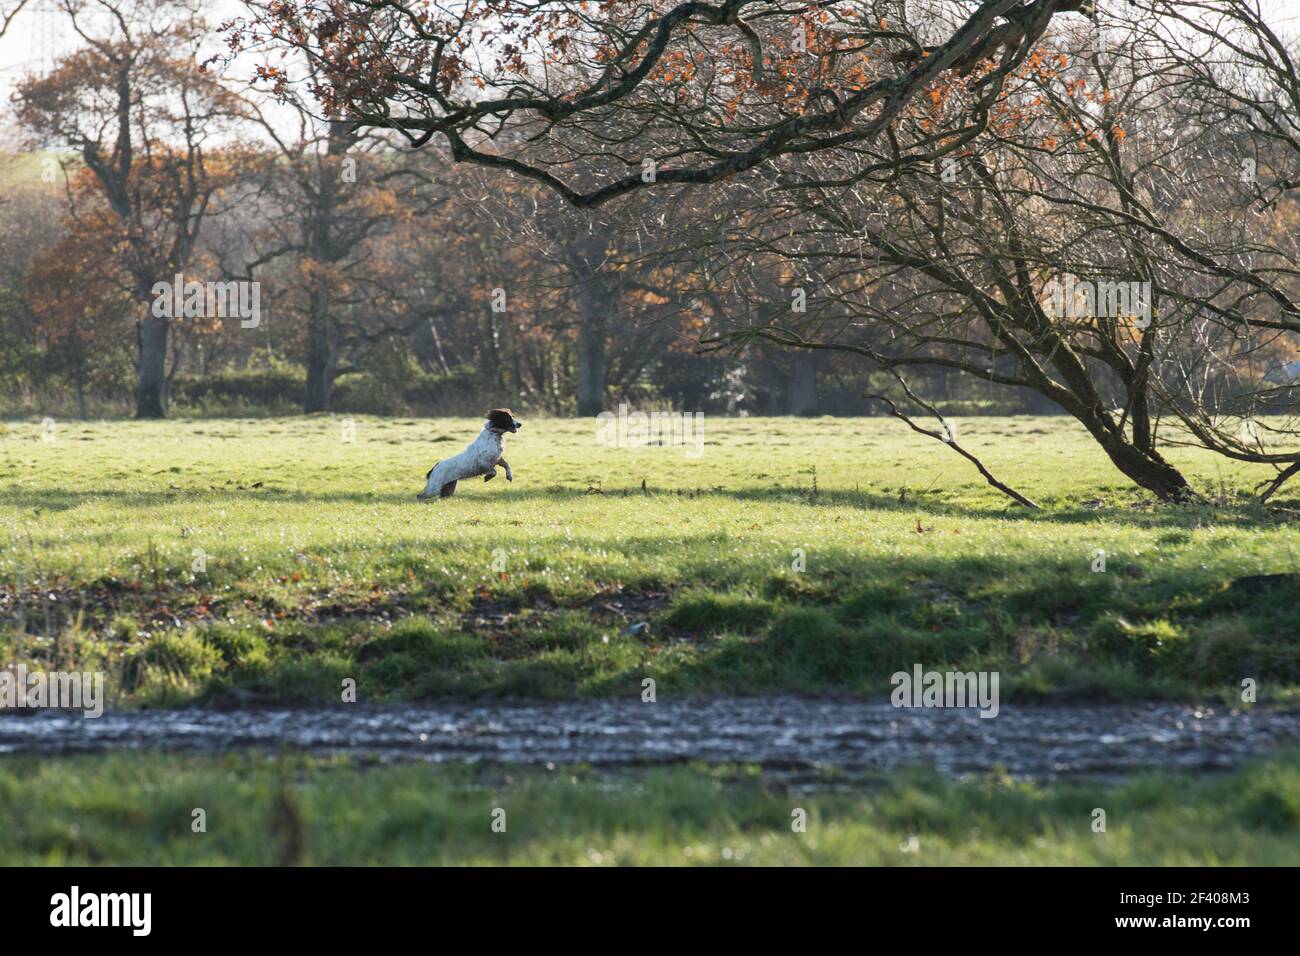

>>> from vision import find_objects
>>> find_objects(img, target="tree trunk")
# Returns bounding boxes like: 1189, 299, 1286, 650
301, 120, 352, 415
410, 316, 452, 374
1090, 423, 1194, 501
575, 273, 606, 416
1036, 324, 1192, 500
788, 351, 818, 415
135, 311, 169, 419
304, 300, 335, 413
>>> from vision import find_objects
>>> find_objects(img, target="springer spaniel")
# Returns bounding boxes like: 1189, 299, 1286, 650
417, 408, 521, 500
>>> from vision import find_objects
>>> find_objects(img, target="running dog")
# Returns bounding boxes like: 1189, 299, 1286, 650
417, 409, 520, 500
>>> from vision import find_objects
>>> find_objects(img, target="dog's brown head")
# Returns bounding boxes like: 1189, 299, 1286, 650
486, 408, 521, 433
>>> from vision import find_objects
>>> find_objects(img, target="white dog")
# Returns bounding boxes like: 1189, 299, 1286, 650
418, 408, 521, 499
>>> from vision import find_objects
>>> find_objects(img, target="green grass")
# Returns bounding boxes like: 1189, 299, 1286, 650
2, 750, 1297, 865
4, 415, 1298, 867
0, 151, 74, 187
2, 415, 1299, 705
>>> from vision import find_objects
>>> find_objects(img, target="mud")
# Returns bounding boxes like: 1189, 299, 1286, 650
3, 696, 1297, 781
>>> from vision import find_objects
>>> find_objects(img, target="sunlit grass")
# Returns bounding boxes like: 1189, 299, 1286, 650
1, 415, 1297, 704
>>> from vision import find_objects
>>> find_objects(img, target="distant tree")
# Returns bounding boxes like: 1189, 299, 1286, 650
0, 180, 63, 409
474, 168, 692, 415
233, 76, 441, 412
26, 175, 137, 417
13, 0, 244, 417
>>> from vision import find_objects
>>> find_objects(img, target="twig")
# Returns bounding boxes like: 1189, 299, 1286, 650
869, 393, 1040, 510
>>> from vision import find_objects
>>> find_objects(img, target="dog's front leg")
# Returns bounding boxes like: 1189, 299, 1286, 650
498, 457, 512, 481
483, 466, 497, 482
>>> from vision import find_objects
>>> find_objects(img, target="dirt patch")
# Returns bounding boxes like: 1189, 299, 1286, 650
1, 580, 677, 642
0, 580, 417, 640
461, 586, 673, 634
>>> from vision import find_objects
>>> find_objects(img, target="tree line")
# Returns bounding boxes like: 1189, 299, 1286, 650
2, 0, 1298, 500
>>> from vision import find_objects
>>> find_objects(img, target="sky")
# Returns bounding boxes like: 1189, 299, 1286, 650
0, 0, 246, 95
3, 0, 1297, 82
0, 0, 270, 146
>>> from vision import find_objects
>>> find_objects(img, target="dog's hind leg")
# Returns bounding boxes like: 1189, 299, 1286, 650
439, 480, 459, 498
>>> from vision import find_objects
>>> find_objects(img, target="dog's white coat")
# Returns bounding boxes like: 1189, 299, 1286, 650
418, 421, 513, 499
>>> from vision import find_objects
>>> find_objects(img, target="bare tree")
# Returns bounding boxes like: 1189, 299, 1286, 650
13, 0, 244, 417
689, 9, 1298, 499
229, 75, 442, 412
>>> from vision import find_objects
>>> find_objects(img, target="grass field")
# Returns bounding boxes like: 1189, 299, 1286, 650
2, 414, 1299, 706
3, 414, 1300, 865
1, 751, 1297, 865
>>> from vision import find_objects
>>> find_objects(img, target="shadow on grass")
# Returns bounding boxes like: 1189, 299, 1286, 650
5, 482, 1296, 531
706, 485, 1299, 529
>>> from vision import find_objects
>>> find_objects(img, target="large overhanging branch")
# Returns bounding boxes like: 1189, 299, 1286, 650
237, 0, 1096, 207
439, 0, 1091, 206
